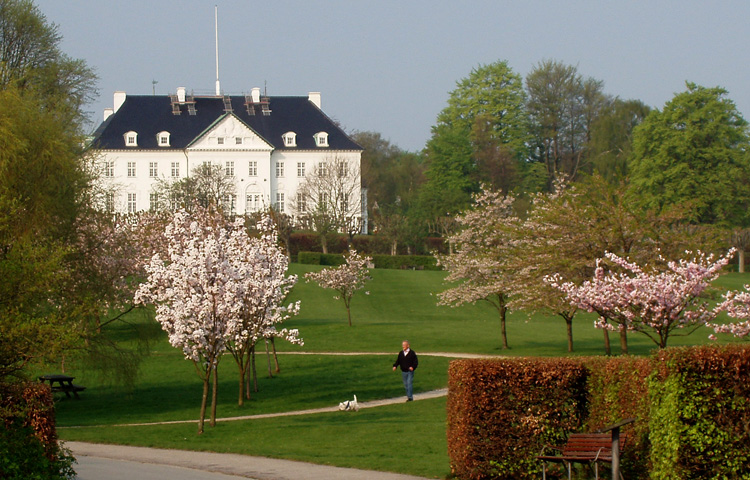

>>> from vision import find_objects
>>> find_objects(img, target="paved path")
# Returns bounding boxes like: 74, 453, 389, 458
69, 442, 434, 480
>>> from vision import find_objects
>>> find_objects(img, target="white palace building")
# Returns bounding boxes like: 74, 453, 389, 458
90, 86, 364, 227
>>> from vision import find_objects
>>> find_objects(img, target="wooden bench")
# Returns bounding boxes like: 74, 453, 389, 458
537, 432, 627, 480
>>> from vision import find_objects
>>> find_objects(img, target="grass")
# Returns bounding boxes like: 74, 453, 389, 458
53, 266, 750, 478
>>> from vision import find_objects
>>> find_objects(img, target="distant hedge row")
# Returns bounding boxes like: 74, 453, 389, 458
447, 344, 750, 480
297, 251, 440, 270
287, 232, 448, 256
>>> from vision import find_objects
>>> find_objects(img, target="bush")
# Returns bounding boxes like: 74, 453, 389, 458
371, 255, 440, 270
0, 382, 75, 479
297, 251, 322, 265
446, 345, 750, 480
297, 252, 346, 266
447, 358, 588, 480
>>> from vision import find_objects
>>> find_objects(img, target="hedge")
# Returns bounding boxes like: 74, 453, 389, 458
297, 252, 440, 270
0, 382, 75, 479
447, 345, 750, 480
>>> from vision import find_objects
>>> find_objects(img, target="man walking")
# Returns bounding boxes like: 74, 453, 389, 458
393, 340, 418, 401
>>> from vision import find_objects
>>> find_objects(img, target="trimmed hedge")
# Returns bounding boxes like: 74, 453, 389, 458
447, 358, 588, 480
0, 382, 74, 479
447, 345, 750, 480
297, 252, 346, 266
371, 254, 440, 270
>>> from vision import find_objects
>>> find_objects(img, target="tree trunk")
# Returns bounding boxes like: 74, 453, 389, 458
321, 235, 328, 254
499, 303, 509, 350
198, 372, 210, 434
210, 365, 218, 427
271, 337, 280, 373
391, 239, 397, 256
251, 347, 259, 393
237, 357, 245, 406
740, 250, 746, 273
265, 339, 273, 378
603, 328, 611, 356
565, 317, 574, 353
244, 346, 253, 400
619, 328, 628, 355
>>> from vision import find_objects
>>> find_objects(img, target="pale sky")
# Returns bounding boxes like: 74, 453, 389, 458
38, 1, 750, 152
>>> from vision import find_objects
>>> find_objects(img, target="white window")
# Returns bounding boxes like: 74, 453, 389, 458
157, 131, 170, 147
297, 162, 305, 177
246, 193, 261, 212
276, 161, 284, 178
124, 131, 138, 146
248, 161, 257, 176
127, 161, 136, 177
224, 194, 236, 214
104, 161, 114, 177
104, 192, 115, 212
341, 193, 349, 212
217, 137, 225, 145
225, 161, 234, 177
297, 193, 306, 213
275, 192, 285, 212
127, 193, 137, 213
149, 193, 158, 211
314, 131, 329, 147
282, 131, 297, 147
235, 137, 242, 145
171, 162, 180, 177
149, 161, 158, 177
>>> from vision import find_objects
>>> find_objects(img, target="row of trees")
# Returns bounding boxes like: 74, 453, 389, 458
437, 176, 750, 354
358, 60, 750, 255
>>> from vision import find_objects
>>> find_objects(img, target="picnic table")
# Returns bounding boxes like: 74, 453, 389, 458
39, 374, 86, 399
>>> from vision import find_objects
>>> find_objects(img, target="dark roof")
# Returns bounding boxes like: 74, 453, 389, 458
91, 95, 362, 151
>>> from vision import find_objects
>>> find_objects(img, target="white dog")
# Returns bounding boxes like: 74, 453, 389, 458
338, 394, 360, 412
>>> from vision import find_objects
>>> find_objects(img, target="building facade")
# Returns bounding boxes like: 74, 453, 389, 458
91, 87, 364, 229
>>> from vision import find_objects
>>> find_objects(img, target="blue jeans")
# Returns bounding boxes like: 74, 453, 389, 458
402, 370, 414, 399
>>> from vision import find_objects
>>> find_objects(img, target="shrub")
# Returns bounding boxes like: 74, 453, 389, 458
447, 358, 588, 480
371, 255, 440, 270
0, 382, 75, 479
297, 251, 321, 265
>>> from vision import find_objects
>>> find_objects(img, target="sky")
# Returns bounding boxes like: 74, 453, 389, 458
38, 1, 750, 152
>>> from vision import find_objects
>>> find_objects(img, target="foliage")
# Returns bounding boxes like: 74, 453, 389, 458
526, 59, 610, 185
711, 282, 750, 337
151, 163, 236, 214
0, 381, 75, 480
437, 189, 520, 349
447, 358, 588, 480
305, 250, 372, 326
371, 254, 439, 270
548, 250, 734, 348
629, 82, 750, 227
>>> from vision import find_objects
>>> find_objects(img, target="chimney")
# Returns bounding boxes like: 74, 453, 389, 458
103, 108, 114, 121
308, 92, 321, 109
251, 87, 261, 103
177, 86, 186, 103
113, 91, 126, 113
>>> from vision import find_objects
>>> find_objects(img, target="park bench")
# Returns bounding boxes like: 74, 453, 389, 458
537, 418, 635, 480
39, 374, 86, 399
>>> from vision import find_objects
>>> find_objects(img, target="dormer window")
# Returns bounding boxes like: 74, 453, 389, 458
283, 132, 297, 147
217, 137, 225, 145
124, 131, 138, 147
157, 131, 171, 147
314, 131, 329, 147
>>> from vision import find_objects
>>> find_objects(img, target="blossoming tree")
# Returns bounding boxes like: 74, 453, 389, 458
712, 287, 750, 338
436, 188, 519, 349
547, 250, 734, 349
226, 215, 302, 406
305, 250, 371, 326
135, 207, 246, 433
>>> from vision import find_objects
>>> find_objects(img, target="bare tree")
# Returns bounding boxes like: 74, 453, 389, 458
152, 163, 236, 214
294, 155, 362, 253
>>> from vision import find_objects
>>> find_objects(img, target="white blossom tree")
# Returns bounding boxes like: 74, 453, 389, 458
226, 214, 302, 406
305, 250, 371, 326
436, 188, 520, 349
711, 286, 750, 338
547, 250, 735, 349
135, 207, 246, 433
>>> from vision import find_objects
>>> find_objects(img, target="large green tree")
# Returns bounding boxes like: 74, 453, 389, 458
629, 82, 750, 226
420, 61, 529, 218
526, 60, 610, 185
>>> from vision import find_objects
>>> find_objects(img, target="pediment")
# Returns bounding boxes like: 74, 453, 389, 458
188, 114, 273, 150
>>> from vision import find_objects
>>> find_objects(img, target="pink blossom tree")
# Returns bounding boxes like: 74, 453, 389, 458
711, 287, 750, 338
135, 207, 246, 434
436, 188, 520, 349
305, 250, 372, 326
547, 250, 735, 349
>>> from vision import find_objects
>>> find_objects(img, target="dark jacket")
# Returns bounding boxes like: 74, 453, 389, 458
393, 349, 418, 372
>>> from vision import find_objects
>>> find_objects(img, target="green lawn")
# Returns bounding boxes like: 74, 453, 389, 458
54, 266, 750, 479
